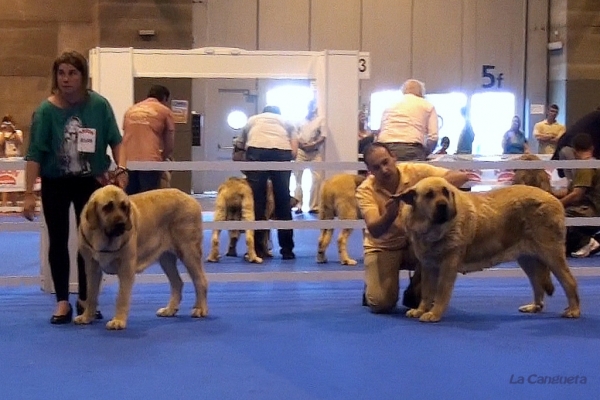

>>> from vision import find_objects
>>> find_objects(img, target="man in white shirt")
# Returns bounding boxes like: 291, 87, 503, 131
237, 105, 298, 260
293, 99, 327, 214
533, 104, 566, 154
376, 79, 438, 161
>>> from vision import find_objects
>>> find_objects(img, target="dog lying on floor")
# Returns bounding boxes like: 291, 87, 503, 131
75, 185, 209, 330
206, 176, 272, 263
399, 176, 580, 323
317, 173, 366, 265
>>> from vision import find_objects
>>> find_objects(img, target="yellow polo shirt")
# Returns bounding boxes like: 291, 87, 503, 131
355, 163, 449, 253
533, 119, 566, 154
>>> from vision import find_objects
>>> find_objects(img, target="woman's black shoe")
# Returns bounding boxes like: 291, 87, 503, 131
76, 301, 104, 320
50, 304, 73, 325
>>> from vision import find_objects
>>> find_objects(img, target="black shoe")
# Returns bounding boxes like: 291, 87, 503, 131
50, 304, 73, 325
308, 209, 319, 215
294, 209, 303, 215
281, 251, 296, 260
77, 301, 104, 320
362, 292, 368, 307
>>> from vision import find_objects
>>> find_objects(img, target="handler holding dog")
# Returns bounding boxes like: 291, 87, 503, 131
22, 50, 127, 324
356, 143, 469, 313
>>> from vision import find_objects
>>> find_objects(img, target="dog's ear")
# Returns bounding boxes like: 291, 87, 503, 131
85, 200, 99, 230
398, 189, 417, 206
124, 201, 133, 231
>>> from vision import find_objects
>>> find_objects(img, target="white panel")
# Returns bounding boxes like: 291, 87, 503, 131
320, 51, 360, 177
90, 47, 134, 135
132, 49, 320, 79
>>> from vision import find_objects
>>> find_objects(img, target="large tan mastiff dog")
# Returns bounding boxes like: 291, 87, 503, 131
74, 185, 209, 330
206, 177, 273, 263
399, 176, 580, 323
316, 173, 366, 265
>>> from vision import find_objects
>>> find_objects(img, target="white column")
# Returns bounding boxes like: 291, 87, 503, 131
317, 51, 360, 177
89, 47, 135, 136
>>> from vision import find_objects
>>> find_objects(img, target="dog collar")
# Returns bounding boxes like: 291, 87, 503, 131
81, 230, 131, 254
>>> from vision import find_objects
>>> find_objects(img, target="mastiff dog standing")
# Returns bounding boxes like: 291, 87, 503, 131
75, 185, 208, 330
399, 176, 580, 323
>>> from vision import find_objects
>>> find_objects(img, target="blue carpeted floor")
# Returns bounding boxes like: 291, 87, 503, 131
1, 210, 600, 399
0, 278, 599, 400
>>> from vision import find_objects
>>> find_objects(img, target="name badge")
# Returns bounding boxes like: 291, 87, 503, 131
77, 128, 96, 153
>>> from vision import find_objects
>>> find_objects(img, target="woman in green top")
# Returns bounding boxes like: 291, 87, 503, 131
22, 50, 128, 324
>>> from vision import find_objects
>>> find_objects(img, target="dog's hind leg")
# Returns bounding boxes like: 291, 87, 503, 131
226, 230, 239, 257
206, 230, 221, 262
317, 204, 335, 263
241, 194, 263, 263
156, 252, 182, 317
337, 229, 356, 265
539, 251, 580, 318
207, 200, 228, 262
177, 244, 209, 318
317, 229, 334, 263
517, 255, 553, 313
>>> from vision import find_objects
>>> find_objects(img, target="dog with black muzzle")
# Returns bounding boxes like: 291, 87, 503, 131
399, 176, 580, 323
75, 185, 208, 330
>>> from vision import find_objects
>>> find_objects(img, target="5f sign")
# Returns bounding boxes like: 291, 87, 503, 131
482, 65, 504, 89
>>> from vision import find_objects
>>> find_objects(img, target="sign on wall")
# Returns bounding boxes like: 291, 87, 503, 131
171, 100, 190, 124
481, 65, 505, 89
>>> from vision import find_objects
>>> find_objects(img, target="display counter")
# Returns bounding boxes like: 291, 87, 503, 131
0, 157, 41, 213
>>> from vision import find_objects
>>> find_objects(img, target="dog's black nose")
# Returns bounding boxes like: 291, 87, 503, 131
109, 222, 127, 237
433, 203, 449, 224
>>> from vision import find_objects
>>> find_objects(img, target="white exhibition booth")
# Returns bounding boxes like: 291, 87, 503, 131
40, 47, 368, 293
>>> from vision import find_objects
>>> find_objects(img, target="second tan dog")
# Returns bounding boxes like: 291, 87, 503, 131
207, 177, 269, 263
317, 173, 366, 265
511, 154, 552, 193
75, 186, 208, 330
399, 176, 580, 323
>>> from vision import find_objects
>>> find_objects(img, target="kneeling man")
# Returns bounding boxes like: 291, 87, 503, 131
356, 143, 469, 313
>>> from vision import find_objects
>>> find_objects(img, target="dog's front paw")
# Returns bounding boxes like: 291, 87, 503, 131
156, 307, 179, 317
406, 308, 425, 318
518, 303, 543, 313
191, 306, 208, 318
206, 253, 220, 263
341, 258, 358, 266
74, 314, 94, 325
244, 254, 263, 264
419, 311, 442, 323
316, 252, 328, 264
562, 307, 581, 319
105, 318, 127, 330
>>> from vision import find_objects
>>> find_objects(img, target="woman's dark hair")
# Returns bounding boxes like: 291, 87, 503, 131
51, 50, 89, 93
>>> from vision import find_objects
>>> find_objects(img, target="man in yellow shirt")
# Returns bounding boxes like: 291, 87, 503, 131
355, 143, 470, 313
533, 104, 566, 154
